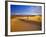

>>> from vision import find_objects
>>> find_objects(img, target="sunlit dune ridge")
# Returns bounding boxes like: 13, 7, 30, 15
15, 15, 42, 22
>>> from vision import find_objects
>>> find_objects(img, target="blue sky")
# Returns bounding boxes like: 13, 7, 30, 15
11, 5, 42, 15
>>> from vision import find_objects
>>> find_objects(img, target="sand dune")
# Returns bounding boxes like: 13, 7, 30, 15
11, 15, 42, 32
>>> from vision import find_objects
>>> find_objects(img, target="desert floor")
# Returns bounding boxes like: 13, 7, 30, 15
11, 16, 42, 32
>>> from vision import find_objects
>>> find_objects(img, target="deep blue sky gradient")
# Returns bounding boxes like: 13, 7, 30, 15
11, 5, 42, 15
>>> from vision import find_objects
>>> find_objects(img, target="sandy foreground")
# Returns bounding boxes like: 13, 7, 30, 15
11, 16, 42, 32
